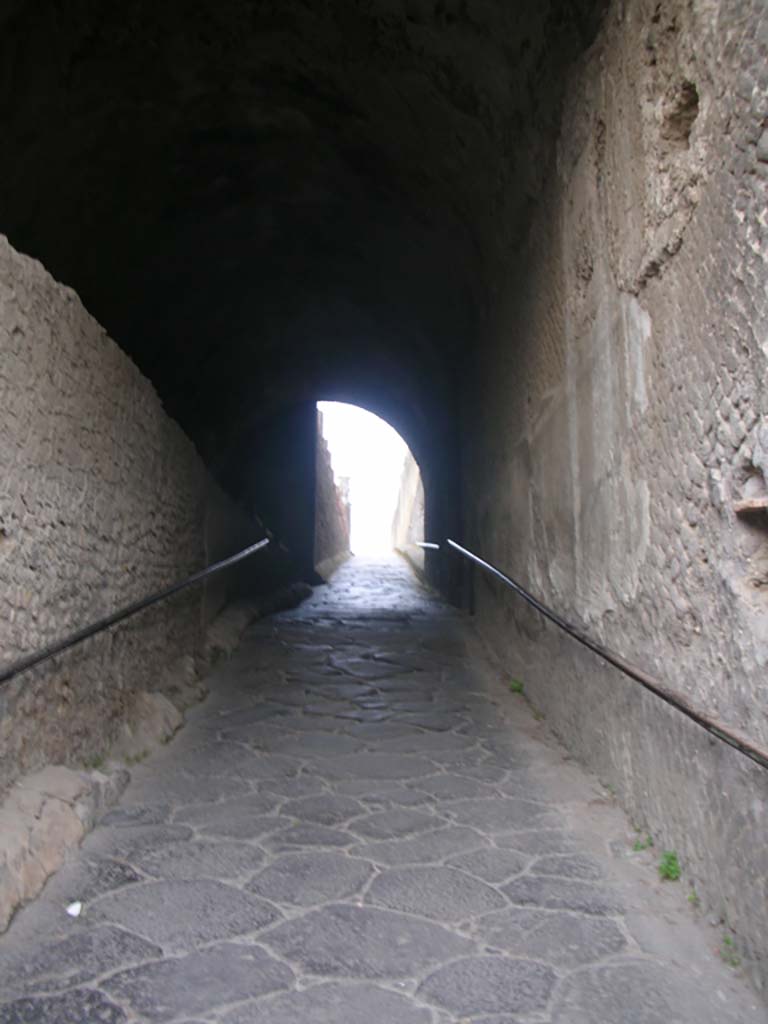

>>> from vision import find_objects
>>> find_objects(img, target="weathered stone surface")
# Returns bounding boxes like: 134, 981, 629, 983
351, 826, 487, 866
92, 880, 280, 950
367, 866, 505, 920
446, 848, 528, 883
0, 926, 160, 998
0, 236, 263, 801
0, 559, 762, 1023
0, 988, 126, 1024
222, 982, 432, 1023
247, 851, 373, 905
475, 907, 627, 967
111, 692, 183, 763
83, 824, 193, 860
350, 808, 438, 840
136, 840, 265, 880
261, 903, 472, 977
0, 766, 126, 932
280, 794, 363, 825
317, 754, 434, 781
174, 796, 281, 838
502, 876, 623, 916
103, 943, 293, 1022
40, 857, 143, 905
267, 825, 352, 849
551, 963, 696, 1023
445, 798, 559, 834
418, 956, 556, 1016
494, 831, 579, 855
531, 853, 603, 880
415, 774, 499, 800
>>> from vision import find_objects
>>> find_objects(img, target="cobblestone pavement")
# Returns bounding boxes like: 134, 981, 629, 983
0, 558, 763, 1023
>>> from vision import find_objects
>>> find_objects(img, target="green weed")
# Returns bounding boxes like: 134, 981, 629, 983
508, 678, 524, 694
633, 834, 653, 852
719, 933, 741, 968
658, 851, 681, 881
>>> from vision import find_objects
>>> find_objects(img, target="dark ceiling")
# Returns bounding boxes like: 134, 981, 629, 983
0, 0, 604, 489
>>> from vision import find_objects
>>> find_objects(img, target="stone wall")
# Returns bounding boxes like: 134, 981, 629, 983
464, 0, 768, 992
314, 411, 351, 578
0, 235, 263, 797
392, 451, 425, 575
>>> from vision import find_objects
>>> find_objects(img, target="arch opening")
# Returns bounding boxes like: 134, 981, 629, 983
315, 401, 424, 574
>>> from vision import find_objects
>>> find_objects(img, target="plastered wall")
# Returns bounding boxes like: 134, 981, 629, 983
464, 0, 768, 992
0, 236, 261, 796
392, 451, 426, 575
314, 411, 351, 577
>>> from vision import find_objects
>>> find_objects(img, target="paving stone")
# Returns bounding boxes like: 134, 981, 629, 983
475, 907, 627, 966
261, 903, 473, 977
418, 956, 556, 1016
367, 865, 506, 920
267, 824, 352, 849
135, 840, 265, 880
447, 848, 528, 882
317, 753, 435, 780
334, 779, 431, 805
375, 731, 476, 754
252, 732, 363, 757
502, 876, 623, 916
100, 805, 172, 827
159, 743, 277, 779
281, 794, 364, 825
0, 989, 126, 1024
454, 762, 511, 783
261, 776, 327, 798
351, 826, 487, 865
124, 772, 250, 807
0, 926, 160, 997
336, 708, 393, 722
330, 656, 402, 679
393, 712, 460, 731
221, 982, 432, 1023
494, 830, 579, 855
551, 962, 696, 1023
445, 798, 558, 834
35, 856, 144, 905
531, 853, 603, 880
247, 851, 373, 905
350, 808, 438, 839
2, 559, 757, 1024
82, 824, 194, 861
414, 774, 499, 800
102, 943, 293, 1022
92, 880, 280, 950
174, 795, 281, 836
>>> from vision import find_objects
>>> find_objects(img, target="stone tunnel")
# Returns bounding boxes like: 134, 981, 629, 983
0, 0, 767, 1019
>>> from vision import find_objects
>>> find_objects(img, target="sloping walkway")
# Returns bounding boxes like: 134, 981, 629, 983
0, 557, 762, 1023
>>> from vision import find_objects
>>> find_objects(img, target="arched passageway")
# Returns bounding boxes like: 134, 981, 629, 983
1, 0, 767, 1011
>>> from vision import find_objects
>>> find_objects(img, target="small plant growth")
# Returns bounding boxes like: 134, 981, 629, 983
509, 678, 524, 694
719, 933, 741, 968
633, 834, 653, 852
687, 888, 700, 908
658, 850, 681, 881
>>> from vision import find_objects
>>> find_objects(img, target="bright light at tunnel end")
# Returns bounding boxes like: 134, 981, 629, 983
317, 401, 410, 555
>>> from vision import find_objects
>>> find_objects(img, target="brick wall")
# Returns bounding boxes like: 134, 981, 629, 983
0, 235, 261, 795
464, 0, 768, 990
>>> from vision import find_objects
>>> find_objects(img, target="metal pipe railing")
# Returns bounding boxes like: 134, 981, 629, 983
0, 537, 271, 688
442, 538, 768, 772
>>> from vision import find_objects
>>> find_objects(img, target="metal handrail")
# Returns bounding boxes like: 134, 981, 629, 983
444, 538, 768, 772
0, 538, 271, 688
